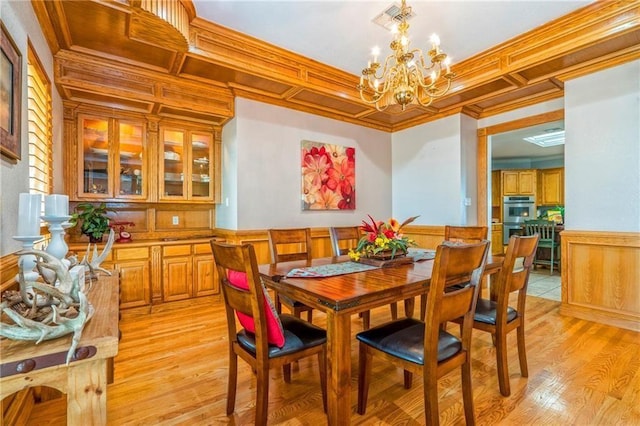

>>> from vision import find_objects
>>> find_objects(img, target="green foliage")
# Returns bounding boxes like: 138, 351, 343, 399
69, 203, 114, 240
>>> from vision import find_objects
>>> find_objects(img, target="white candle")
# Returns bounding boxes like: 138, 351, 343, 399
17, 193, 42, 236
45, 194, 69, 217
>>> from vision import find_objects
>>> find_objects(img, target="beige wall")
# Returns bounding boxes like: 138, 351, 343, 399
0, 1, 64, 257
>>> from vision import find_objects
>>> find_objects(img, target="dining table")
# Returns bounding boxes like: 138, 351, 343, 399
259, 250, 503, 425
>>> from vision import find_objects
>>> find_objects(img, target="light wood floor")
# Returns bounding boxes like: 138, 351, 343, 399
24, 294, 640, 425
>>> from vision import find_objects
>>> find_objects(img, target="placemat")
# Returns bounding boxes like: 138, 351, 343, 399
286, 261, 379, 278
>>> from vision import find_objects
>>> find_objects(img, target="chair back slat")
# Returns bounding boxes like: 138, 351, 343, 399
425, 241, 490, 341
329, 226, 361, 256
268, 228, 313, 263
444, 225, 488, 243
524, 220, 555, 242
211, 241, 270, 354
496, 234, 539, 317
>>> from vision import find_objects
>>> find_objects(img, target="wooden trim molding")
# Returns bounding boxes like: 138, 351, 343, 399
560, 230, 640, 332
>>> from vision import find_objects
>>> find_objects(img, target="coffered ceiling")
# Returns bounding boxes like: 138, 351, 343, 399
31, 1, 640, 132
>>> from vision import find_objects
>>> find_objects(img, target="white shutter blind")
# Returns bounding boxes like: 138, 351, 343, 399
27, 44, 52, 207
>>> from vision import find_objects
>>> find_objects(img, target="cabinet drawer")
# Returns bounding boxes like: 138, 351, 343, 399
115, 247, 149, 260
193, 243, 212, 255
163, 245, 192, 257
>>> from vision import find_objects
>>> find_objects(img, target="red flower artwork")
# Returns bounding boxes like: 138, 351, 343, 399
301, 141, 356, 210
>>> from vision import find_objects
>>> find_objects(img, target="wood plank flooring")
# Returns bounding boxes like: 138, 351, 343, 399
22, 294, 640, 425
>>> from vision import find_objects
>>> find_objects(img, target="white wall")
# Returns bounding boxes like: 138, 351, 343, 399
392, 115, 465, 225
0, 1, 63, 257
564, 60, 640, 232
217, 98, 392, 230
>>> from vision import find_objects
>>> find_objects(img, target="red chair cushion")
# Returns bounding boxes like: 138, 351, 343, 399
227, 270, 286, 348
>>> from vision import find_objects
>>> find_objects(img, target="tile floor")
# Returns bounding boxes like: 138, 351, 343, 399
527, 268, 561, 301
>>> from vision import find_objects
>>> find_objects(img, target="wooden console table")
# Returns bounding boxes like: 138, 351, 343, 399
1, 273, 119, 424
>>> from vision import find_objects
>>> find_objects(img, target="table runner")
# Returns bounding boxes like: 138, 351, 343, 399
285, 249, 436, 278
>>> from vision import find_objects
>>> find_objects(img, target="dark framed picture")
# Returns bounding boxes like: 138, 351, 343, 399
1, 22, 22, 161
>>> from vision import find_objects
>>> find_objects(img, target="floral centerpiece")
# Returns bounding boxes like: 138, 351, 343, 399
348, 215, 419, 261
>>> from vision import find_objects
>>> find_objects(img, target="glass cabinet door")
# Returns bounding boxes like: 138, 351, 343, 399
190, 132, 213, 200
161, 129, 186, 198
116, 121, 146, 198
79, 116, 111, 197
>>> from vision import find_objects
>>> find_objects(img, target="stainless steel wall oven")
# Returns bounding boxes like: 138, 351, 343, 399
503, 196, 536, 244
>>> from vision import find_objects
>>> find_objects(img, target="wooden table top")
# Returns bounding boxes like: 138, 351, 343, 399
259, 254, 502, 314
1, 273, 120, 371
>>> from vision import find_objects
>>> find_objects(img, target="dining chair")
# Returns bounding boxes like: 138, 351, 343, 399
524, 219, 559, 274
328, 226, 398, 329
267, 228, 315, 322
211, 241, 327, 425
472, 234, 539, 396
419, 225, 488, 320
356, 240, 490, 426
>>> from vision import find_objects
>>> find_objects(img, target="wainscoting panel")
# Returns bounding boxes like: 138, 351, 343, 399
560, 230, 640, 331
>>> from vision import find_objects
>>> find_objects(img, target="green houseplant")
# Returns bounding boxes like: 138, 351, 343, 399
69, 202, 114, 242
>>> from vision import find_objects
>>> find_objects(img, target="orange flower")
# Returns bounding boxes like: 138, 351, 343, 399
388, 218, 400, 232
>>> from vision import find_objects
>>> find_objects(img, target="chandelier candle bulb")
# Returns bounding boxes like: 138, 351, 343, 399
45, 194, 69, 217
17, 193, 42, 237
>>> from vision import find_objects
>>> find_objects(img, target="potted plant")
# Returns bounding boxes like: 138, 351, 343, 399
69, 202, 114, 243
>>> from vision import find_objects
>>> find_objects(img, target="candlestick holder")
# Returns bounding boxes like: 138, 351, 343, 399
43, 215, 72, 261
13, 235, 45, 281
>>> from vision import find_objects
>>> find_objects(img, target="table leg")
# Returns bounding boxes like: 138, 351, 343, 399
67, 359, 108, 425
325, 310, 352, 425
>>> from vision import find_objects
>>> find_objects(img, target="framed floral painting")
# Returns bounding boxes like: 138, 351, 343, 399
301, 141, 355, 210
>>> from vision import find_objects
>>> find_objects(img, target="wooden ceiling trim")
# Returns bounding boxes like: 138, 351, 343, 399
475, 81, 561, 109
65, 89, 154, 113
55, 51, 234, 120
288, 90, 370, 116
158, 84, 234, 117
232, 88, 393, 132
476, 91, 564, 120
556, 47, 640, 82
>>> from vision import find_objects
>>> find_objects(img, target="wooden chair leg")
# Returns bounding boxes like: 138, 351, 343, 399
255, 368, 269, 426
420, 294, 427, 320
390, 302, 398, 320
517, 324, 528, 377
357, 343, 371, 415
423, 376, 440, 426
403, 370, 413, 389
227, 351, 238, 415
461, 359, 476, 426
283, 363, 292, 383
318, 348, 327, 413
495, 332, 511, 396
306, 309, 313, 323
362, 310, 370, 330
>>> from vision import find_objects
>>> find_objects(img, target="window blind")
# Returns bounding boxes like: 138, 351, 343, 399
27, 43, 53, 210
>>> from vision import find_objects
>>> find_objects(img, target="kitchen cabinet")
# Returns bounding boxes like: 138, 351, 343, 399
491, 170, 501, 207
76, 114, 147, 200
491, 224, 503, 255
538, 168, 564, 206
159, 125, 217, 202
162, 242, 216, 302
502, 170, 536, 196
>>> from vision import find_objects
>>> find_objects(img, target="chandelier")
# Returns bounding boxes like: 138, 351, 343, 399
357, 0, 454, 111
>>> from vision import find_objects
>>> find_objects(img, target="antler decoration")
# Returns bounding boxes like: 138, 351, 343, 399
81, 229, 115, 280
1, 250, 94, 364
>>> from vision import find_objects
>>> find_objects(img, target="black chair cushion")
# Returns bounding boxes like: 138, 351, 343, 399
280, 294, 310, 308
474, 298, 517, 325
237, 314, 326, 358
355, 318, 461, 365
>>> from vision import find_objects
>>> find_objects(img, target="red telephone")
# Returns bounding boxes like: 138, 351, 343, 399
110, 221, 135, 243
